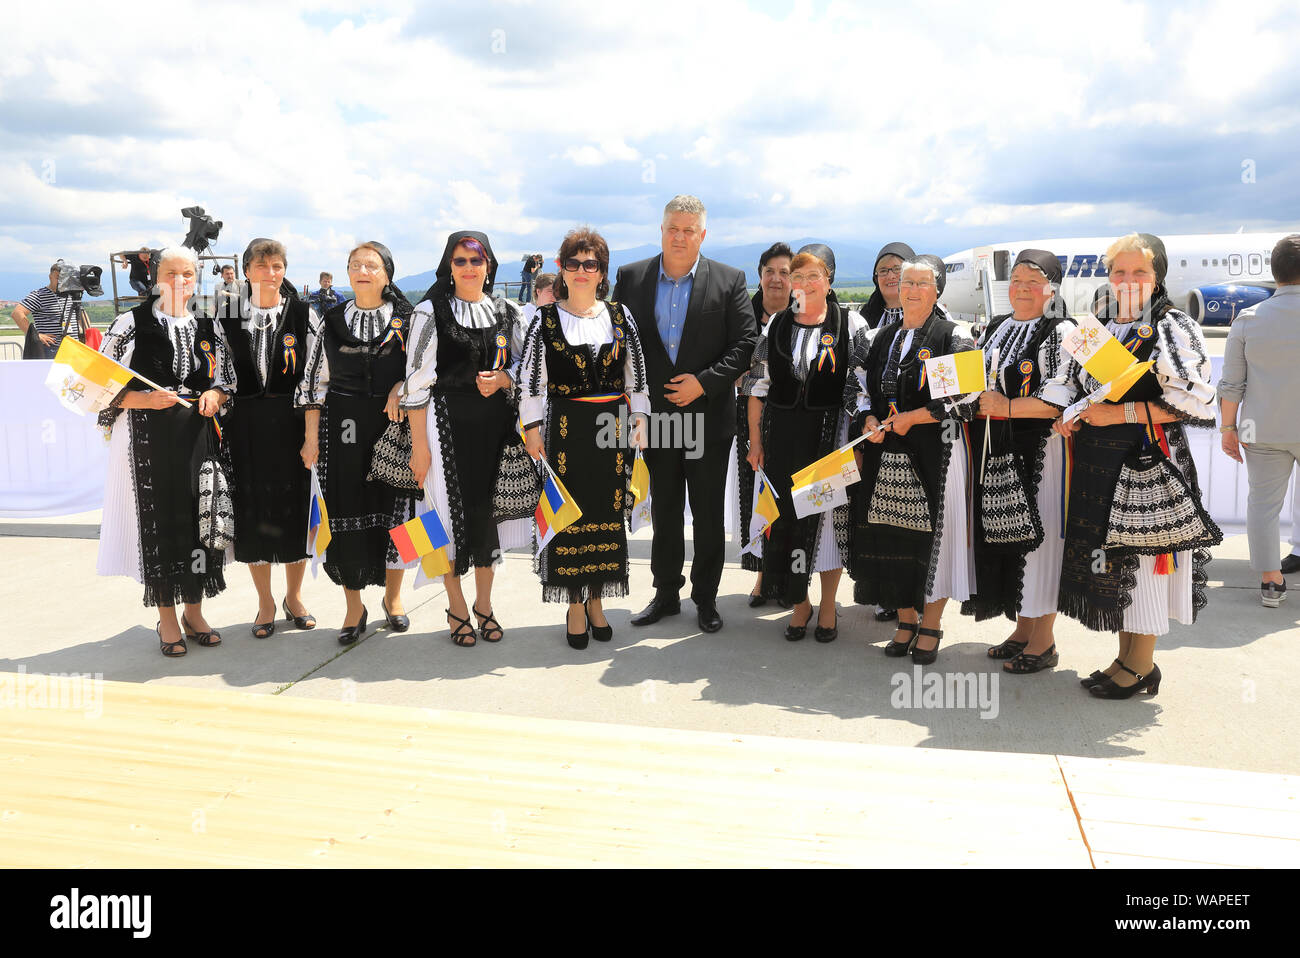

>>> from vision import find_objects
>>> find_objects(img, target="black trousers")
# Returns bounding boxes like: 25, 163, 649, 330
645, 436, 732, 603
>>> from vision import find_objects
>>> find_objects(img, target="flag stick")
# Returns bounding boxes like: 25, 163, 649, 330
980, 348, 998, 483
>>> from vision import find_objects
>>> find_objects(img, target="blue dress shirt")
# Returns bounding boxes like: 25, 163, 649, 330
654, 255, 699, 365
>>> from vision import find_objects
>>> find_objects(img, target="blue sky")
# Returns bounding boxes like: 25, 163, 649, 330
2, 0, 1297, 294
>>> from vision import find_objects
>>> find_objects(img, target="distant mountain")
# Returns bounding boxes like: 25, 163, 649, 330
394, 238, 883, 292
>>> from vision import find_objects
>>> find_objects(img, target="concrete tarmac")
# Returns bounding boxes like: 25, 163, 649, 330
2, 512, 1296, 776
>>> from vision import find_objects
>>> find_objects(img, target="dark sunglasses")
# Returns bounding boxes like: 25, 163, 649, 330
452, 256, 485, 267
562, 258, 602, 273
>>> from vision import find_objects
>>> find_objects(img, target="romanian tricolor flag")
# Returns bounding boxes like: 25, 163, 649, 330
536, 461, 583, 552
740, 469, 780, 558
389, 508, 451, 564
306, 467, 331, 578
43, 335, 134, 415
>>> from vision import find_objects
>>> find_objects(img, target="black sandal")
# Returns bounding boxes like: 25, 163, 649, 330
252, 605, 276, 639
447, 608, 476, 647
987, 636, 1028, 660
1004, 644, 1059, 674
181, 613, 222, 647
157, 622, 187, 657
282, 597, 316, 630
884, 621, 918, 657
473, 605, 504, 643
911, 626, 942, 665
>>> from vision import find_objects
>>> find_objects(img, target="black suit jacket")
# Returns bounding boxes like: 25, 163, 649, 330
612, 254, 758, 442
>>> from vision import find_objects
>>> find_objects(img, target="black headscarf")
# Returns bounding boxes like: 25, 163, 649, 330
797, 242, 841, 313
1011, 248, 1069, 320
864, 241, 916, 327
422, 230, 500, 303
240, 237, 300, 305
355, 240, 412, 317
917, 254, 948, 297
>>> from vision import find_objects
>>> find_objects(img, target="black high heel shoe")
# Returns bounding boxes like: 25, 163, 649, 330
447, 609, 476, 647
784, 605, 813, 642
1089, 662, 1161, 699
282, 597, 316, 630
814, 611, 838, 643
567, 605, 590, 650
338, 607, 368, 646
584, 599, 612, 642
252, 603, 276, 639
382, 598, 410, 633
157, 622, 187, 658
1080, 659, 1124, 689
884, 621, 918, 657
911, 626, 942, 666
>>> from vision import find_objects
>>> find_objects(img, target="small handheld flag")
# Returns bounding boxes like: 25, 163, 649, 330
535, 460, 583, 552
923, 348, 985, 399
740, 468, 780, 557
628, 449, 652, 533
307, 467, 332, 578
389, 508, 451, 564
43, 336, 134, 416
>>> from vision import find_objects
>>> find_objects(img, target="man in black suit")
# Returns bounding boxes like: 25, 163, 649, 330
612, 195, 759, 633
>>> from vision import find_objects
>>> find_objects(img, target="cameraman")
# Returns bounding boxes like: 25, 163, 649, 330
13, 263, 90, 359
310, 271, 345, 312
518, 253, 541, 304
114, 247, 152, 297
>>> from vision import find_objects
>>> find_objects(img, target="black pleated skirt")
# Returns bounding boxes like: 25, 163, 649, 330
226, 394, 310, 564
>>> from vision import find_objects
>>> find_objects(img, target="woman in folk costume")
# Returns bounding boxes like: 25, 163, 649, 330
97, 246, 236, 657
855, 240, 915, 624
849, 255, 979, 665
738, 242, 794, 604
964, 249, 1077, 674
403, 231, 531, 648
218, 238, 316, 638
297, 241, 419, 644
519, 227, 650, 649
1045, 233, 1220, 698
742, 245, 871, 641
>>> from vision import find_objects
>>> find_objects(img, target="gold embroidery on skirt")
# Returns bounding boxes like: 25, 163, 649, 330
559, 414, 568, 438
555, 561, 621, 575
557, 451, 567, 474
570, 521, 621, 533
614, 451, 624, 474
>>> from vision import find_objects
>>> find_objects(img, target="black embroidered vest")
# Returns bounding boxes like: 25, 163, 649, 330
322, 302, 409, 398
982, 312, 1072, 428
1099, 320, 1163, 404
433, 296, 515, 394
867, 310, 960, 416
540, 302, 627, 398
219, 298, 310, 399
765, 305, 849, 411
127, 301, 219, 395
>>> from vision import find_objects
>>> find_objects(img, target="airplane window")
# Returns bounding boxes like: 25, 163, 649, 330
1266, 257, 1271, 265
1180, 259, 1187, 267
1213, 259, 1219, 266
1202, 259, 1208, 266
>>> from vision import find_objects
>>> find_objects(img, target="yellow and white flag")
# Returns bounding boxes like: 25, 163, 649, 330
628, 448, 653, 533
43, 336, 133, 415
923, 348, 986, 399
740, 468, 780, 557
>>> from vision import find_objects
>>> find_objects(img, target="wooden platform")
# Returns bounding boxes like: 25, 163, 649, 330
0, 672, 1294, 867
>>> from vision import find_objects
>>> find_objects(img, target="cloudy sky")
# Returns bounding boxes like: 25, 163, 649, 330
3, 0, 1298, 290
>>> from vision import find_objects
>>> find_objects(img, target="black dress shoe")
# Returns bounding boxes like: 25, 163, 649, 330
1281, 554, 1300, 575
631, 595, 680, 627
748, 593, 767, 608
382, 599, 410, 632
874, 607, 898, 622
697, 602, 723, 633
339, 607, 368, 646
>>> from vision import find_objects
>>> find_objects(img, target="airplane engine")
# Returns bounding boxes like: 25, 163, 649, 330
1186, 284, 1273, 325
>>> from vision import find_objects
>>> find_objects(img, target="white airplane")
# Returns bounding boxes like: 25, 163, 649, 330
940, 232, 1294, 327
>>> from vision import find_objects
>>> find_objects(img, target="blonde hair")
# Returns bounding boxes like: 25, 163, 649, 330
1103, 233, 1156, 271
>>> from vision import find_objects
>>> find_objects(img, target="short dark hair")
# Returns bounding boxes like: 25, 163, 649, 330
535, 272, 557, 292
320, 271, 332, 281
554, 227, 610, 299
1272, 234, 1300, 284
758, 242, 794, 271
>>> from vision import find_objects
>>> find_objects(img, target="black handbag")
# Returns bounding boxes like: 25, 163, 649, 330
492, 434, 543, 521
1104, 406, 1222, 554
980, 450, 1043, 549
367, 418, 422, 493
